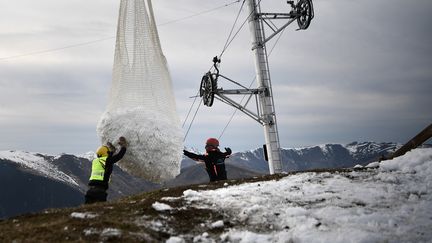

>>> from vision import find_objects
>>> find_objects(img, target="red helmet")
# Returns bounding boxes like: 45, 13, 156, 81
206, 138, 219, 147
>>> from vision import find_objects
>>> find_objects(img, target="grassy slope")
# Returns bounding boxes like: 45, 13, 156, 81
0, 169, 352, 242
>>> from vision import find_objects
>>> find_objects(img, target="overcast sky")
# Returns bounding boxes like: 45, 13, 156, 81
0, 0, 431, 154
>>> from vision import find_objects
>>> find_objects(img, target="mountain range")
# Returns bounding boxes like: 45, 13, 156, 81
1, 141, 422, 219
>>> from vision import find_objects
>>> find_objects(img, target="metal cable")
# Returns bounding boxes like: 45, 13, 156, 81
0, 1, 242, 61
0, 37, 115, 61
219, 0, 246, 58
183, 98, 203, 141
219, 0, 264, 59
218, 21, 287, 139
183, 0, 249, 142
181, 89, 201, 128
159, 0, 241, 27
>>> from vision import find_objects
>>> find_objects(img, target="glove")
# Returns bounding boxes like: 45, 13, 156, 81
225, 147, 232, 155
118, 136, 128, 148
106, 142, 116, 154
183, 150, 191, 156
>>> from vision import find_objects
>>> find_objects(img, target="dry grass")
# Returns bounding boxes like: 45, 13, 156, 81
0, 168, 356, 242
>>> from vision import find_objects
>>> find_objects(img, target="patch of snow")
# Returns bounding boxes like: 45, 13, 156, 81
366, 161, 380, 168
166, 236, 186, 243
291, 144, 331, 156
318, 144, 330, 154
152, 202, 173, 211
346, 143, 359, 154
79, 151, 96, 161
193, 232, 214, 243
101, 228, 122, 238
151, 220, 164, 229
210, 220, 224, 228
179, 148, 432, 242
83, 228, 99, 236
0, 150, 78, 186
70, 212, 98, 219
353, 164, 363, 169
220, 230, 274, 243
161, 197, 180, 202
240, 154, 249, 161
183, 189, 200, 198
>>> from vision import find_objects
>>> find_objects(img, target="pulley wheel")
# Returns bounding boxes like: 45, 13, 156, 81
296, 0, 314, 30
200, 72, 216, 107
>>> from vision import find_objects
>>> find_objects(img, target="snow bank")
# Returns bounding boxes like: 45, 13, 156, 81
83, 227, 122, 239
101, 228, 122, 238
97, 107, 182, 182
211, 220, 224, 228
152, 202, 173, 211
70, 212, 98, 219
166, 236, 185, 243
180, 148, 432, 242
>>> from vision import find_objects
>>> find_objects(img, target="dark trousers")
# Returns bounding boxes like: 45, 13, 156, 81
215, 163, 227, 180
205, 162, 218, 182
206, 163, 227, 182
85, 186, 107, 204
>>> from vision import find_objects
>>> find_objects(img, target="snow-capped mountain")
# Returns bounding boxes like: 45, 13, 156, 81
0, 151, 159, 219
171, 142, 408, 187
0, 151, 79, 186
225, 141, 401, 173
1, 147, 431, 242
1, 141, 428, 219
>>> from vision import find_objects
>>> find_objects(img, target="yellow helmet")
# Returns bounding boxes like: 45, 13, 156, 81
96, 146, 110, 157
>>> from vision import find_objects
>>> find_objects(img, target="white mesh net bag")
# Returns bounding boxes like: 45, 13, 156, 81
97, 0, 182, 182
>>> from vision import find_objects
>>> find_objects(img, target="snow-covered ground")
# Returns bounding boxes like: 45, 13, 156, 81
164, 148, 432, 242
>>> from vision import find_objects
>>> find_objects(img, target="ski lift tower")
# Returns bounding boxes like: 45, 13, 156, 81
200, 0, 314, 174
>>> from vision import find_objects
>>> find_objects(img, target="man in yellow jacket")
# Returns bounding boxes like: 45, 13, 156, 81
84, 137, 128, 204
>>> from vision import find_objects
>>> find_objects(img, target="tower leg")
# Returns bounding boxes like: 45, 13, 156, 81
246, 0, 283, 174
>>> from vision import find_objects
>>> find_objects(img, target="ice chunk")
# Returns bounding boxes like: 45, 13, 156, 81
70, 212, 98, 219
97, 108, 182, 182
211, 220, 224, 228
152, 201, 173, 211
97, 0, 182, 182
101, 228, 122, 238
166, 236, 186, 243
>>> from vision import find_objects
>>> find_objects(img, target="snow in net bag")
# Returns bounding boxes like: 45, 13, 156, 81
97, 0, 182, 182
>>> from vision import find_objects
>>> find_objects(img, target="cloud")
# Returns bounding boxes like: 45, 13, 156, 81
0, 0, 431, 154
